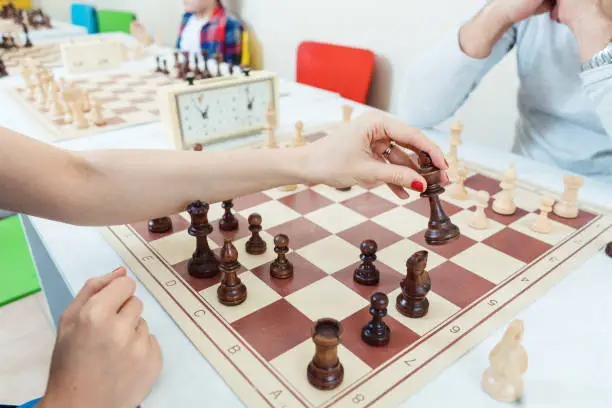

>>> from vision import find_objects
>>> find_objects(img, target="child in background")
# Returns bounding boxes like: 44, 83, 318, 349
177, 0, 244, 64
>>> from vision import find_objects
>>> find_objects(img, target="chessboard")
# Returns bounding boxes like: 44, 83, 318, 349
100, 127, 612, 407
1, 43, 61, 71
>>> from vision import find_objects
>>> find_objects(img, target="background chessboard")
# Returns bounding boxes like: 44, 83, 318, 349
10, 70, 180, 141
1, 43, 61, 71
101, 134, 612, 408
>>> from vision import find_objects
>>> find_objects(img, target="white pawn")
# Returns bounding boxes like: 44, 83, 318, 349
70, 101, 89, 130
265, 105, 278, 148
342, 104, 353, 123
293, 120, 306, 147
449, 163, 469, 200
493, 164, 517, 215
531, 195, 555, 234
482, 320, 528, 403
92, 97, 107, 126
470, 190, 490, 229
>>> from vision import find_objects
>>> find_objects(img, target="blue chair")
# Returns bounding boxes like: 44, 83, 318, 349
70, 3, 98, 34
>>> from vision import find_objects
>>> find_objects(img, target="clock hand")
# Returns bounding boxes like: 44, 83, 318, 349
247, 97, 254, 111
203, 105, 209, 120
191, 98, 204, 114
191, 98, 209, 120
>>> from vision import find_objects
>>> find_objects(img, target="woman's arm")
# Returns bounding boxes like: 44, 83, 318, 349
0, 111, 447, 226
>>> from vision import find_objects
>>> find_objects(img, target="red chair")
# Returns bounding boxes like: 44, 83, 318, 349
296, 41, 375, 104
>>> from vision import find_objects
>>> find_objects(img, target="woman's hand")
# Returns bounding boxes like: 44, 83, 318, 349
39, 267, 162, 408
302, 110, 449, 199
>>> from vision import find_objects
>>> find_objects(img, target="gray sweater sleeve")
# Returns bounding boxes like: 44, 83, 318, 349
580, 65, 612, 143
397, 25, 517, 128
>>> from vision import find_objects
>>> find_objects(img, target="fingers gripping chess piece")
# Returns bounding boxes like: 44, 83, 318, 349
470, 190, 490, 230
417, 151, 460, 245
361, 292, 391, 347
396, 251, 431, 318
482, 320, 528, 403
493, 164, 517, 215
270, 234, 293, 279
217, 239, 247, 306
307, 318, 344, 390
531, 195, 555, 234
245, 213, 266, 255
187, 201, 220, 279
553, 175, 584, 219
353, 239, 379, 286
219, 199, 239, 231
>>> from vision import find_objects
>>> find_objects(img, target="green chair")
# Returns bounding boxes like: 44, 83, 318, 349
0, 216, 40, 307
97, 9, 136, 34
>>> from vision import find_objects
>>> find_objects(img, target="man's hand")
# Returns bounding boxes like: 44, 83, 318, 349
38, 267, 163, 408
460, 0, 554, 58
553, 0, 612, 62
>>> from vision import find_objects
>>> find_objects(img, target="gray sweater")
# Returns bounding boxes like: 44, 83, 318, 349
399, 14, 612, 184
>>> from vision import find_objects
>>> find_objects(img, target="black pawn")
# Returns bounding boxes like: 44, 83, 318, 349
241, 65, 251, 76
193, 53, 203, 79
219, 200, 239, 231
270, 234, 293, 279
186, 72, 196, 86
0, 58, 7, 78
22, 24, 31, 47
354, 239, 379, 285
147, 216, 172, 233
362, 293, 391, 347
162, 59, 170, 75
606, 242, 612, 258
187, 201, 220, 279
217, 239, 247, 306
155, 56, 162, 73
245, 213, 266, 255
229, 61, 234, 75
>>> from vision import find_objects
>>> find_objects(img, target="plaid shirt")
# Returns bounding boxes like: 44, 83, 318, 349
176, 6, 243, 65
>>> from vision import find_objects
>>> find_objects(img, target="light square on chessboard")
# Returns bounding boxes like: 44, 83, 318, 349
450, 243, 526, 284
376, 239, 446, 273
278, 189, 334, 215
150, 229, 218, 266
129, 214, 190, 242
310, 184, 368, 202
482, 228, 553, 264
428, 261, 495, 308
369, 183, 420, 205
267, 217, 330, 250
332, 261, 404, 299
386, 289, 460, 336
231, 299, 313, 361
372, 207, 429, 238
304, 203, 367, 234
297, 235, 359, 274
340, 306, 421, 369
450, 209, 506, 242
237, 200, 300, 229
409, 230, 478, 259
262, 184, 309, 200
200, 271, 281, 323
509, 213, 576, 245
270, 341, 370, 407
251, 252, 328, 297
173, 257, 247, 292
405, 197, 463, 219
464, 173, 503, 196
337, 220, 403, 251
340, 191, 398, 218
232, 230, 280, 270
285, 276, 369, 321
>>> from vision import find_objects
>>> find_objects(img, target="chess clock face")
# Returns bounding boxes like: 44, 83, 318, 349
171, 74, 277, 148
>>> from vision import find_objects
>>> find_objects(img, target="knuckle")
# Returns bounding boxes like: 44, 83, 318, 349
83, 277, 100, 291
391, 170, 406, 186
78, 303, 104, 326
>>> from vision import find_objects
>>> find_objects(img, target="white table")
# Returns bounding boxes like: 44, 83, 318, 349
1, 20, 87, 42
15, 93, 612, 407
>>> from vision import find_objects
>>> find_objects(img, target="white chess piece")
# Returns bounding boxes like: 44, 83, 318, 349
449, 163, 469, 200
553, 175, 583, 219
470, 190, 490, 229
446, 120, 463, 183
82, 90, 91, 113
70, 101, 89, 129
266, 105, 278, 148
492, 164, 517, 215
531, 195, 555, 234
48, 81, 64, 117
342, 104, 353, 123
482, 320, 528, 403
92, 98, 107, 126
294, 120, 306, 147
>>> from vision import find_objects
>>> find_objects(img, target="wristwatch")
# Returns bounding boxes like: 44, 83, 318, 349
581, 43, 612, 72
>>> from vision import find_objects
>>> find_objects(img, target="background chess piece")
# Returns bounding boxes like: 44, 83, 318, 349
606, 242, 612, 258
482, 320, 528, 403
553, 175, 584, 219
447, 120, 464, 182
219, 200, 239, 231
531, 195, 555, 234
307, 318, 344, 390
270, 234, 293, 279
92, 97, 107, 126
353, 239, 379, 285
361, 292, 391, 347
245, 213, 266, 255
493, 164, 517, 215
148, 216, 172, 233
396, 251, 431, 318
342, 104, 353, 123
217, 239, 247, 306
417, 152, 460, 245
266, 105, 278, 148
470, 190, 490, 230
294, 120, 306, 147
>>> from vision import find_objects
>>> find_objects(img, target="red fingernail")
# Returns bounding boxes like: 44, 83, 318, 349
411, 180, 425, 192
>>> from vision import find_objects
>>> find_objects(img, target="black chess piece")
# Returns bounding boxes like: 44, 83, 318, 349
606, 242, 612, 258
147, 216, 172, 233
185, 72, 196, 86
162, 59, 170, 75
229, 61, 234, 75
0, 58, 8, 78
219, 200, 239, 231
241, 65, 251, 76
353, 239, 379, 285
155, 56, 163, 73
187, 201, 220, 279
22, 23, 32, 47
307, 318, 344, 390
396, 251, 431, 318
245, 213, 266, 255
270, 234, 293, 279
217, 239, 247, 306
417, 151, 460, 245
201, 50, 212, 78
215, 52, 223, 77
193, 52, 203, 79
362, 292, 391, 347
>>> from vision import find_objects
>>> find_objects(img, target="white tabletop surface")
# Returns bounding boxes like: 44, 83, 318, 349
4, 32, 612, 408
1, 20, 87, 42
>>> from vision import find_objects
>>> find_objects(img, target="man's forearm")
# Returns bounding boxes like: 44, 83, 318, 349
459, 3, 513, 59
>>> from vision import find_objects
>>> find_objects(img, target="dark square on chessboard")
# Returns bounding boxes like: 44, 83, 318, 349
337, 220, 403, 251
482, 228, 553, 264
428, 261, 496, 308
267, 217, 331, 250
130, 214, 190, 242
332, 261, 405, 300
341, 192, 398, 218
174, 248, 248, 292
464, 173, 504, 196
278, 189, 334, 215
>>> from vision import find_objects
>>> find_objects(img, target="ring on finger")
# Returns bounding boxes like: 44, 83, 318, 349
382, 143, 395, 161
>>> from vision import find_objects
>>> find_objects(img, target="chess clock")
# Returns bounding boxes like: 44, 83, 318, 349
158, 71, 279, 150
